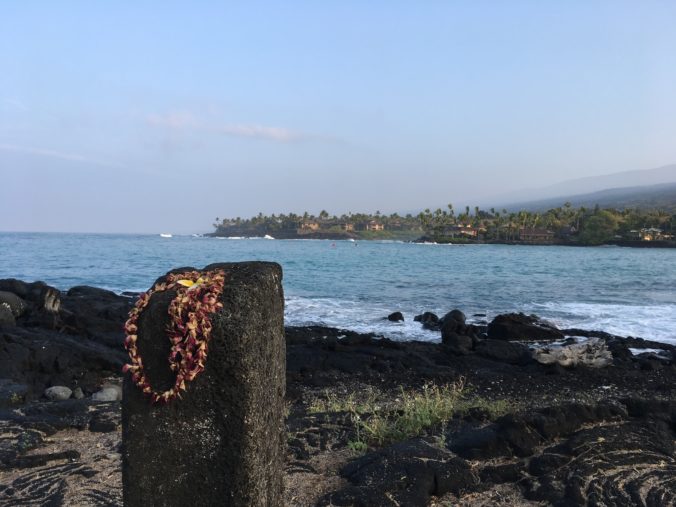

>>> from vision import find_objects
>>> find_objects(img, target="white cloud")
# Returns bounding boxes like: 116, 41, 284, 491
2, 98, 28, 111
216, 124, 301, 142
0, 143, 125, 169
0, 143, 86, 162
146, 111, 304, 142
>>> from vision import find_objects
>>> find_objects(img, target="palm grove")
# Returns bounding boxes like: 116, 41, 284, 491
212, 203, 675, 246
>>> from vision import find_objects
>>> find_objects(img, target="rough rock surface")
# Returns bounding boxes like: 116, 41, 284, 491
0, 276, 674, 507
414, 311, 440, 330
318, 439, 479, 506
122, 262, 286, 507
0, 291, 27, 317
0, 325, 126, 395
488, 312, 564, 341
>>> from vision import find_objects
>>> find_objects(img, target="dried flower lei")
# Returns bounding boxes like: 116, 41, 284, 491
123, 270, 226, 403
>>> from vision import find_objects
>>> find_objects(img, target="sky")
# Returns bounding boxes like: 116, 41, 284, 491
1, 1, 676, 233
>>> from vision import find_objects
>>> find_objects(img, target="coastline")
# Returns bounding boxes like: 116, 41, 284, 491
209, 231, 676, 248
0, 278, 674, 505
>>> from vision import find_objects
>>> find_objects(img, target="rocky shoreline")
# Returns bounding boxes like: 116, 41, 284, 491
1, 279, 674, 506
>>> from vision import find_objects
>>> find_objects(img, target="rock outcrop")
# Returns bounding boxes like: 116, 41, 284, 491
488, 312, 564, 341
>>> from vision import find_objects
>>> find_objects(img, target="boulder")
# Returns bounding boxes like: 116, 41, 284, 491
0, 279, 61, 312
0, 326, 127, 395
387, 311, 404, 322
414, 312, 440, 330
44, 386, 72, 401
441, 309, 468, 341
443, 309, 466, 325
442, 332, 474, 355
59, 284, 134, 348
532, 338, 613, 368
487, 313, 564, 342
0, 291, 28, 317
319, 439, 479, 506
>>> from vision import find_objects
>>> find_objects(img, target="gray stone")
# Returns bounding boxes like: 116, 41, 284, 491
72, 387, 85, 399
533, 338, 613, 368
44, 386, 72, 401
92, 385, 122, 401
122, 262, 286, 507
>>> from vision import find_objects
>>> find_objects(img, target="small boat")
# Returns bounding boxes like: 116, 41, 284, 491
160, 233, 173, 238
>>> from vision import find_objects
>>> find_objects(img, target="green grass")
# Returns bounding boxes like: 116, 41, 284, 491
308, 380, 517, 452
354, 381, 466, 447
307, 387, 382, 415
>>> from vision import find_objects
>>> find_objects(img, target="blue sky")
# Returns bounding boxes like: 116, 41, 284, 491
2, 1, 676, 233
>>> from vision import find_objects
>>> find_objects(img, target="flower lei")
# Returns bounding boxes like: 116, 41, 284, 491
123, 270, 226, 403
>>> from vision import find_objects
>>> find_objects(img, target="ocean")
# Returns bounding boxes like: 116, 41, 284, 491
1, 232, 675, 344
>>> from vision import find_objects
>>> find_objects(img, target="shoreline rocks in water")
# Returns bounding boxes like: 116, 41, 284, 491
0, 278, 674, 506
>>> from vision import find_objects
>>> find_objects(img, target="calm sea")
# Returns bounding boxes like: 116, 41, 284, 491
1, 233, 675, 344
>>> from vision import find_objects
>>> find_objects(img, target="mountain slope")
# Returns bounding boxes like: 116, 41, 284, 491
504, 182, 676, 213
487, 164, 676, 206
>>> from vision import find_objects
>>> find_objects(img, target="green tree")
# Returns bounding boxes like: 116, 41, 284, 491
578, 210, 618, 245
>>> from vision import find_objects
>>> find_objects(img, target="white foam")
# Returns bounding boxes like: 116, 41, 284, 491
284, 295, 442, 342
284, 296, 676, 345
526, 301, 676, 345
628, 348, 668, 356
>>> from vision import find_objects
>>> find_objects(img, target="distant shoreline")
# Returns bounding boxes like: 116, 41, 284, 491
208, 231, 676, 248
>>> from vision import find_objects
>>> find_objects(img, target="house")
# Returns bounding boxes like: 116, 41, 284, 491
442, 225, 477, 238
299, 222, 320, 232
340, 223, 355, 232
518, 228, 554, 243
365, 221, 384, 231
639, 228, 672, 241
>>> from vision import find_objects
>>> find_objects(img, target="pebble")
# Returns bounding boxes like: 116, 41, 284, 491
92, 385, 122, 402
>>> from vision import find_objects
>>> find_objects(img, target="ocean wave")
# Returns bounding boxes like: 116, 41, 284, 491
525, 301, 676, 345
284, 295, 442, 342
285, 295, 676, 345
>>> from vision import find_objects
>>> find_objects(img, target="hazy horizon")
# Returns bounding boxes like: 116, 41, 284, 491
2, 2, 676, 234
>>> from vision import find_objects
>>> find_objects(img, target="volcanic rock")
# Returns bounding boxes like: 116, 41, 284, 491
387, 311, 404, 322
487, 313, 564, 341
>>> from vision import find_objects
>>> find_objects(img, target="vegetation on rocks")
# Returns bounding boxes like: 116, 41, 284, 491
309, 380, 513, 451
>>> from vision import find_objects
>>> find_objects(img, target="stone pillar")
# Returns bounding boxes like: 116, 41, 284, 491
122, 262, 285, 507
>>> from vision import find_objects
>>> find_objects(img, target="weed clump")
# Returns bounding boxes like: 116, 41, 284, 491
308, 379, 516, 453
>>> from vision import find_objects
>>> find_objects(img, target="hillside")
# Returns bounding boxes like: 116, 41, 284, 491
504, 182, 676, 213
484, 164, 676, 206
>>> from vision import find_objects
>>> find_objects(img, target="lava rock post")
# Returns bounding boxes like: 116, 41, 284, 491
122, 262, 285, 507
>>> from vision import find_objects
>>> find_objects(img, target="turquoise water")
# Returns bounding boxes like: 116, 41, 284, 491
1, 233, 675, 343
